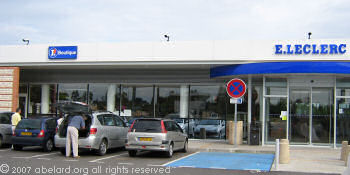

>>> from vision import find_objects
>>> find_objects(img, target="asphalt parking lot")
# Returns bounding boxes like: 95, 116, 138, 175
0, 146, 340, 175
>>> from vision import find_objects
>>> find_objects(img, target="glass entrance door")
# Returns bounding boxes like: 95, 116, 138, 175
311, 88, 333, 145
289, 87, 333, 145
289, 88, 310, 144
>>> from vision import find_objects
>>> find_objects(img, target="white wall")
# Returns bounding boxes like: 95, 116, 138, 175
0, 39, 349, 66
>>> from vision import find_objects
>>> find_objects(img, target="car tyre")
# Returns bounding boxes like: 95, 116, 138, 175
166, 143, 174, 158
13, 145, 22, 151
96, 139, 108, 156
43, 139, 54, 152
128, 150, 137, 157
181, 140, 188, 153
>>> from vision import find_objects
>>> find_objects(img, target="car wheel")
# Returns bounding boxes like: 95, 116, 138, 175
43, 139, 54, 152
166, 143, 174, 158
128, 150, 137, 157
182, 140, 188, 153
13, 145, 22, 151
60, 148, 66, 155
96, 139, 108, 156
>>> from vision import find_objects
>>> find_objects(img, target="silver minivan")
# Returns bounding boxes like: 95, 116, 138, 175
126, 118, 188, 158
54, 102, 128, 156
0, 112, 14, 147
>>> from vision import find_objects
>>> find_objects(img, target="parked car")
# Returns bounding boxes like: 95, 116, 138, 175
194, 119, 225, 138
126, 118, 188, 158
12, 117, 57, 151
174, 118, 195, 137
54, 101, 128, 156
0, 112, 14, 148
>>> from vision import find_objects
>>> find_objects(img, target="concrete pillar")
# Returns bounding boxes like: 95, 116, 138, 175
180, 85, 189, 118
341, 141, 348, 161
279, 139, 290, 164
107, 84, 116, 112
200, 128, 206, 139
41, 84, 50, 114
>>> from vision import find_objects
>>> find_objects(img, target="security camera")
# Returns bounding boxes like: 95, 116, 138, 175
22, 38, 29, 45
164, 35, 170, 42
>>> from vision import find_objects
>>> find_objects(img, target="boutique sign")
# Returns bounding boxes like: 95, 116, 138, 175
48, 46, 78, 59
274, 44, 346, 55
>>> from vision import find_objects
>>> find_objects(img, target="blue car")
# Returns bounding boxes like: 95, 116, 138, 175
12, 117, 57, 152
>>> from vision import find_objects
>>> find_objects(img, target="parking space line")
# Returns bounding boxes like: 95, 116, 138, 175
179, 166, 195, 168
31, 152, 59, 158
89, 153, 128, 163
37, 158, 51, 160
64, 159, 79, 162
162, 152, 200, 166
0, 149, 11, 151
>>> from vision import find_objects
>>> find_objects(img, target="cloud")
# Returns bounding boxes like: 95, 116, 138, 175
0, 0, 349, 45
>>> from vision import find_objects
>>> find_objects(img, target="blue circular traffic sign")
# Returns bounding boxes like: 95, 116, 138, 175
226, 78, 246, 98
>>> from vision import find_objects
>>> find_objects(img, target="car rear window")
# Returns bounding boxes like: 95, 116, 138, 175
131, 120, 162, 133
17, 119, 42, 130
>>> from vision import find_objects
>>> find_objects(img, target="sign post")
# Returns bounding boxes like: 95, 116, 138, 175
226, 78, 246, 146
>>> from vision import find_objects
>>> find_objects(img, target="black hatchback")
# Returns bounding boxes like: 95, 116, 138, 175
12, 117, 57, 152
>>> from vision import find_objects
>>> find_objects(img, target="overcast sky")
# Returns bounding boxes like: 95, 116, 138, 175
0, 0, 349, 45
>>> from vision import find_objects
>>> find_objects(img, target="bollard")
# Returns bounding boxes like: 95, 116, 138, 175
228, 121, 234, 145
345, 145, 350, 166
341, 141, 348, 161
279, 139, 290, 164
275, 139, 279, 170
200, 128, 206, 139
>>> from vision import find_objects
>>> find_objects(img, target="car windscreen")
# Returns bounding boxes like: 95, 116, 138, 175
16, 119, 42, 130
199, 120, 220, 125
131, 120, 162, 133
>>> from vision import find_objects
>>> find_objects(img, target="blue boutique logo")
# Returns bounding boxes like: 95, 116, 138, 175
48, 46, 78, 59
275, 44, 346, 55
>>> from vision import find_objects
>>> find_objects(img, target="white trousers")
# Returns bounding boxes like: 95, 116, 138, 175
66, 126, 79, 157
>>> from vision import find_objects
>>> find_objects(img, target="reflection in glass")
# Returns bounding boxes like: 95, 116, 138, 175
89, 84, 109, 111
289, 88, 310, 144
155, 86, 180, 118
189, 86, 227, 120
265, 97, 287, 142
58, 84, 87, 103
337, 98, 350, 144
29, 84, 57, 115
193, 119, 226, 139
121, 86, 154, 118
312, 88, 333, 145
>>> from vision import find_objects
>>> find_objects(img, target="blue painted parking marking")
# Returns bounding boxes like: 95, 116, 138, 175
164, 152, 275, 171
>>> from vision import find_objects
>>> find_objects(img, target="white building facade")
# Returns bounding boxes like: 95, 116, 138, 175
1, 39, 349, 147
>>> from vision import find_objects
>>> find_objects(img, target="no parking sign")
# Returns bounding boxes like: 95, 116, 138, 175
226, 78, 246, 99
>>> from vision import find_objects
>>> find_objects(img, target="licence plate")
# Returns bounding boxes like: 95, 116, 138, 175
21, 132, 32, 136
139, 137, 152, 141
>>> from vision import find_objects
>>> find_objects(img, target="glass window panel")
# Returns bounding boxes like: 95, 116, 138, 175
336, 98, 350, 144
155, 86, 180, 118
265, 78, 287, 95
89, 84, 118, 111
28, 84, 57, 115
58, 84, 87, 103
265, 97, 287, 142
190, 85, 226, 120
121, 85, 154, 118
193, 119, 226, 139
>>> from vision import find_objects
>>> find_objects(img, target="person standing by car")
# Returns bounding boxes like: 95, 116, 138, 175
66, 112, 85, 158
11, 108, 22, 135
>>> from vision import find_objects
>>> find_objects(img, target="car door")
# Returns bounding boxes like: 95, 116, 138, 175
164, 121, 175, 146
103, 114, 119, 148
45, 119, 57, 140
173, 122, 186, 150
0, 112, 12, 143
113, 115, 128, 147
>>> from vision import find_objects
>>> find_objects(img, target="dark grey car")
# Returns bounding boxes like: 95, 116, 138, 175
0, 112, 14, 147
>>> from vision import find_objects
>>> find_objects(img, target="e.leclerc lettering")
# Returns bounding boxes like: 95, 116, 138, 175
275, 44, 346, 55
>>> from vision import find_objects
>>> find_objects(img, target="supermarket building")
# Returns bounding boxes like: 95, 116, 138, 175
0, 39, 349, 148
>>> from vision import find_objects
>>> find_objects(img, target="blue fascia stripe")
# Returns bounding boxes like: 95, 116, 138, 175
210, 61, 350, 78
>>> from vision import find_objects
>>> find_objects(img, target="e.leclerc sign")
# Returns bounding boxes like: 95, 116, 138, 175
274, 44, 346, 55
48, 46, 78, 59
